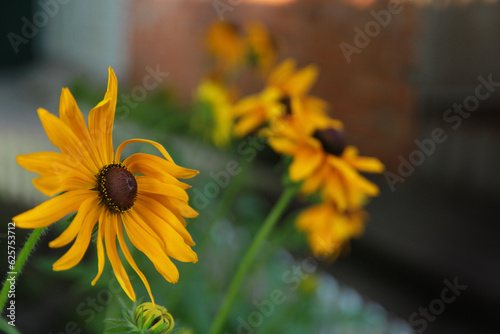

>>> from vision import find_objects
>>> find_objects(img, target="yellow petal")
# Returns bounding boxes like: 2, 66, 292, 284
137, 177, 189, 202
287, 64, 318, 96
342, 146, 384, 173
52, 205, 101, 271
126, 209, 165, 247
38, 108, 99, 174
49, 195, 100, 248
104, 212, 135, 301
13, 189, 94, 228
87, 98, 113, 166
91, 211, 106, 286
232, 95, 261, 117
135, 200, 197, 262
115, 218, 154, 303
17, 152, 69, 176
289, 147, 323, 182
115, 139, 175, 164
233, 113, 266, 138
137, 196, 195, 247
122, 213, 180, 283
32, 175, 63, 197
88, 68, 118, 165
323, 172, 348, 212
350, 157, 385, 173
268, 138, 297, 155
59, 88, 102, 169
268, 58, 296, 87
124, 153, 198, 179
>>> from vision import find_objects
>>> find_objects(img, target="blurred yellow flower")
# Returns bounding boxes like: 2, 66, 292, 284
206, 21, 246, 71
13, 68, 198, 303
194, 79, 234, 148
268, 116, 384, 211
296, 202, 366, 257
245, 21, 277, 75
232, 58, 331, 137
205, 20, 277, 76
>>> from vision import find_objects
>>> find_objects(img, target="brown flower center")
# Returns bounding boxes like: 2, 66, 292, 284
96, 163, 137, 212
278, 95, 292, 114
313, 128, 346, 156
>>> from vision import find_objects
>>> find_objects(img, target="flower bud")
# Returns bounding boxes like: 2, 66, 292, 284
134, 302, 175, 333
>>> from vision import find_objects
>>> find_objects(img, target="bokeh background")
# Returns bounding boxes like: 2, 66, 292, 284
1, 0, 499, 333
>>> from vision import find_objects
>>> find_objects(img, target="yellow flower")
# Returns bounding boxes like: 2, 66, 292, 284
245, 21, 277, 75
206, 21, 246, 71
194, 79, 234, 148
13, 68, 198, 303
268, 116, 384, 211
296, 202, 366, 257
232, 58, 330, 137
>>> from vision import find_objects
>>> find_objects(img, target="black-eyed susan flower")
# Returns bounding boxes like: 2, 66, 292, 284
193, 78, 234, 148
296, 202, 366, 258
232, 58, 332, 137
13, 68, 198, 303
267, 115, 384, 212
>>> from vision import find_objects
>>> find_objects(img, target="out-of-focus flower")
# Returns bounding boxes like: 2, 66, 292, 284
193, 79, 234, 148
13, 68, 199, 303
206, 21, 247, 71
245, 21, 277, 75
134, 302, 175, 333
296, 202, 366, 257
268, 117, 384, 211
232, 58, 331, 137
205, 20, 277, 76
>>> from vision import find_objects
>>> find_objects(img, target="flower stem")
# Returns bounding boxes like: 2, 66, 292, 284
0, 227, 46, 313
207, 183, 299, 334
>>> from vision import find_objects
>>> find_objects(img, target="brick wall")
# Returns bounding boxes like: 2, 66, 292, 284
129, 0, 419, 168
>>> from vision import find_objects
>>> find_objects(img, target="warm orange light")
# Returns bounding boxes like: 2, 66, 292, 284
343, 0, 377, 8
196, 0, 296, 4
244, 0, 296, 3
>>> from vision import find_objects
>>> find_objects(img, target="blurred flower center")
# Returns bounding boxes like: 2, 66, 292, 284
278, 95, 292, 114
313, 128, 346, 156
97, 164, 137, 212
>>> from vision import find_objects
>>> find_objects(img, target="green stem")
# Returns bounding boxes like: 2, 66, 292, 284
208, 183, 299, 334
0, 227, 46, 313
